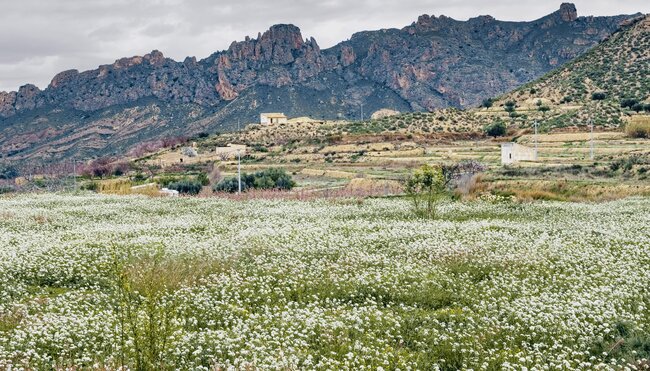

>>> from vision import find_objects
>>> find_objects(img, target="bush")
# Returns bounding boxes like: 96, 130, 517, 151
481, 98, 494, 108
167, 179, 203, 195
405, 164, 446, 218
631, 103, 644, 112
112, 162, 130, 177
0, 185, 15, 194
197, 173, 210, 186
213, 177, 244, 193
81, 182, 99, 192
0, 165, 19, 180
131, 172, 149, 183
620, 98, 639, 109
591, 91, 607, 100
504, 101, 516, 113
213, 168, 295, 193
484, 121, 507, 137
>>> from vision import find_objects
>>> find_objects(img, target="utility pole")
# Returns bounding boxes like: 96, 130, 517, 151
72, 159, 77, 191
534, 120, 538, 160
237, 149, 242, 194
360, 103, 364, 121
590, 120, 594, 161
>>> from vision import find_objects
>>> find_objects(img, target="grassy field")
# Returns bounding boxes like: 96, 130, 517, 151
1, 194, 650, 369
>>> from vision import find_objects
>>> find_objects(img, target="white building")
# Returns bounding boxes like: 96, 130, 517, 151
260, 113, 288, 125
501, 143, 537, 165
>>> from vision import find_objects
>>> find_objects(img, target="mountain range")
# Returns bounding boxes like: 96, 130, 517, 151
0, 3, 642, 162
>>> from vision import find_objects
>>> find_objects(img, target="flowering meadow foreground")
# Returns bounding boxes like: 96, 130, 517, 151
0, 194, 649, 370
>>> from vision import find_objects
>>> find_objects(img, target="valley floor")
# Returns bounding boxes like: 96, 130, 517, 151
1, 194, 649, 369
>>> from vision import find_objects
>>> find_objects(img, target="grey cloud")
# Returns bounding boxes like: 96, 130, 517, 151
0, 0, 648, 92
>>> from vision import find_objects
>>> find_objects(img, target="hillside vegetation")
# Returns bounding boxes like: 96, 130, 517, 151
489, 15, 650, 130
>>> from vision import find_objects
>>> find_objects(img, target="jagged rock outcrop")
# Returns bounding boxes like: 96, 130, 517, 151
558, 3, 579, 22
0, 4, 643, 162
205, 25, 337, 100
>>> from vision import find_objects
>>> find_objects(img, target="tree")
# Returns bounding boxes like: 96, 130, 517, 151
481, 98, 494, 108
405, 164, 446, 218
591, 91, 607, 101
0, 164, 19, 180
620, 98, 639, 109
484, 120, 507, 137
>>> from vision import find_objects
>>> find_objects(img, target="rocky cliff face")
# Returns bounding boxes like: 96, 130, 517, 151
204, 25, 338, 100
0, 4, 642, 162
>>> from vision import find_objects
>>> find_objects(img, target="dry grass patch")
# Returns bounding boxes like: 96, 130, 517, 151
626, 116, 650, 138
477, 179, 650, 202
345, 178, 404, 195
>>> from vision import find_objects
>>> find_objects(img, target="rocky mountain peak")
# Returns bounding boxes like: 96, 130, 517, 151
143, 50, 166, 65
225, 24, 310, 65
558, 3, 578, 22
49, 69, 80, 88
413, 14, 454, 31
262, 24, 304, 48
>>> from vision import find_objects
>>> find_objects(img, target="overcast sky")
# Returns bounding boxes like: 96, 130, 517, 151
0, 0, 647, 92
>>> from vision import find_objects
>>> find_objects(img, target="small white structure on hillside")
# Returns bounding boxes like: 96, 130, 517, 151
501, 143, 537, 165
260, 113, 288, 125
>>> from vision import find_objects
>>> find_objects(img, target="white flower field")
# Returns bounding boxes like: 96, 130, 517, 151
0, 194, 649, 370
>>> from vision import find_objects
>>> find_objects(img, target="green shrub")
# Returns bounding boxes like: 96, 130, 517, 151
196, 173, 209, 186
620, 98, 639, 109
213, 177, 245, 193
504, 101, 516, 113
156, 176, 181, 187
213, 168, 296, 193
591, 91, 607, 100
0, 185, 15, 194
167, 180, 203, 195
405, 164, 446, 219
0, 165, 18, 180
484, 121, 507, 137
81, 182, 99, 191
481, 98, 494, 108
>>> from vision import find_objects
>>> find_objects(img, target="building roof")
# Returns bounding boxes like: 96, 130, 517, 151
261, 113, 287, 118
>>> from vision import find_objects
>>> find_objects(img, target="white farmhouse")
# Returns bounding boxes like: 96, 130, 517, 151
501, 143, 537, 165
260, 113, 288, 125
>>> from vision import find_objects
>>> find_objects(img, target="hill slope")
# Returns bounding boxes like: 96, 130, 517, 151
489, 14, 649, 129
0, 4, 641, 162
